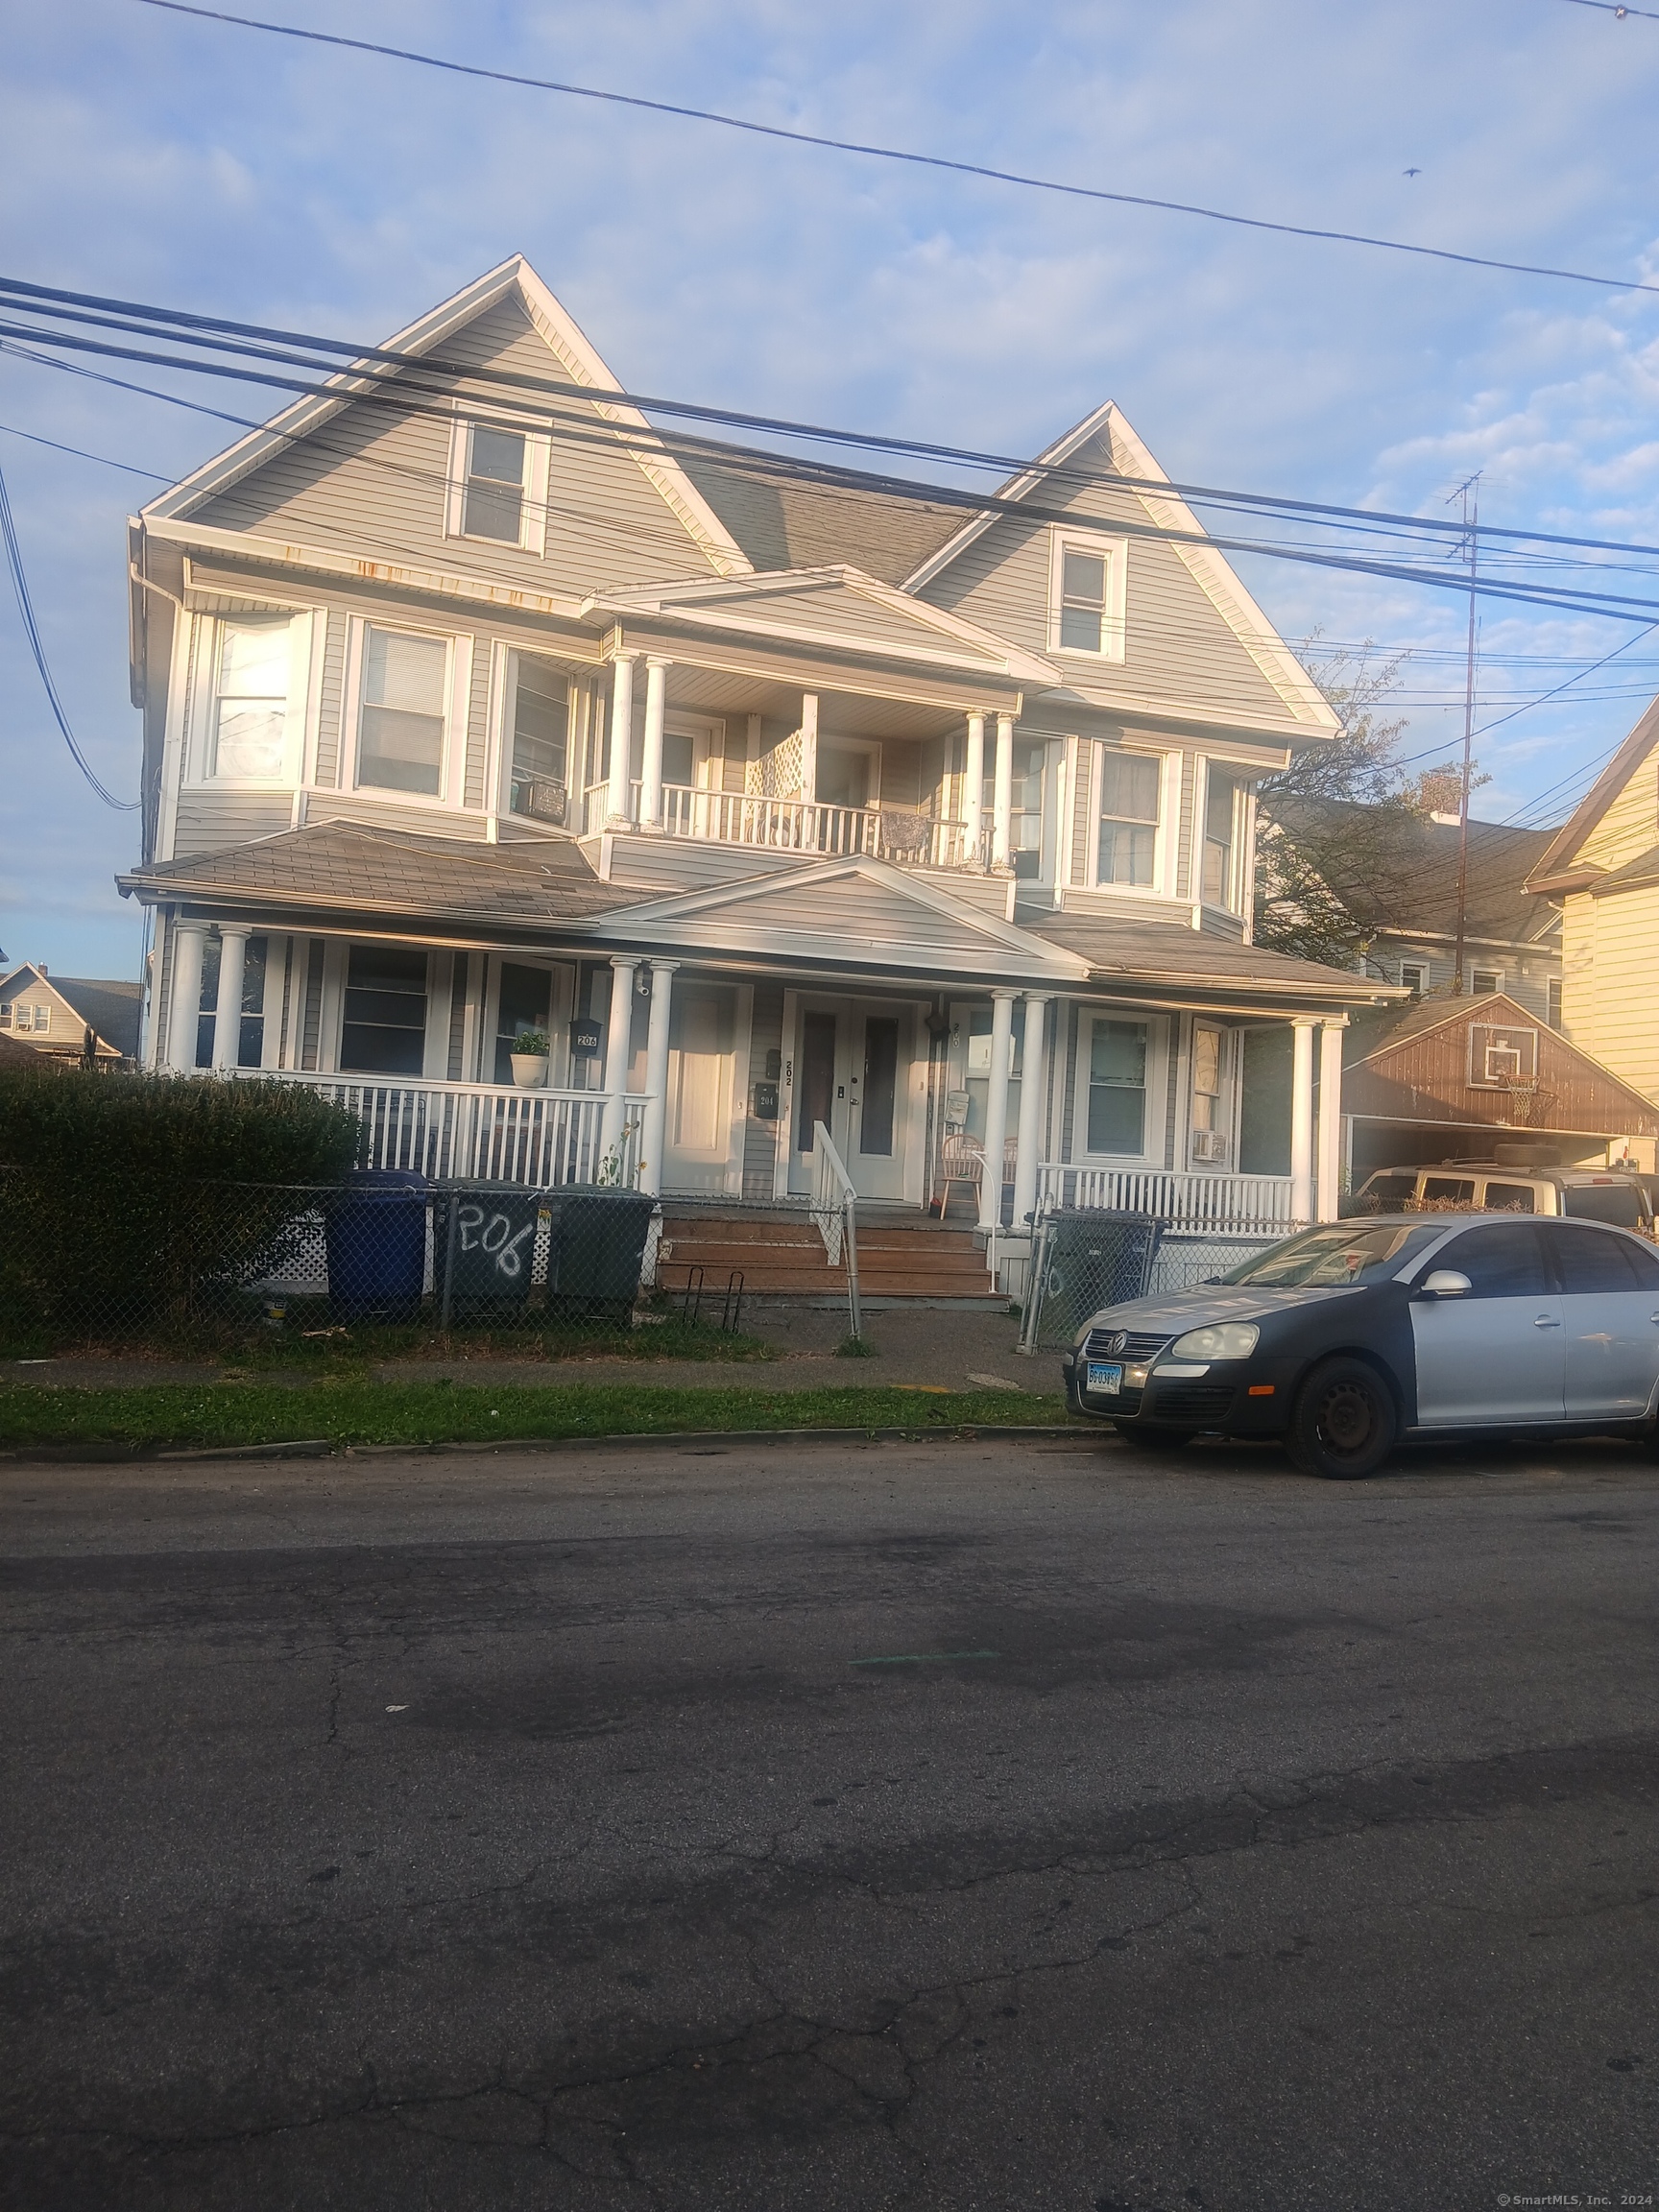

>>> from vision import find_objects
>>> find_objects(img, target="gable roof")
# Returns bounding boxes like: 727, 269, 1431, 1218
583, 565, 1059, 685
0, 963, 136, 1057
1524, 691, 1659, 894
139, 255, 753, 582
1341, 988, 1659, 1138
1262, 798, 1560, 947
597, 857, 1090, 981
900, 401, 1338, 735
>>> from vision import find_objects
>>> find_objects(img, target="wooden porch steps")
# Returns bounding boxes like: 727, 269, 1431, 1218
656, 1212, 1005, 1302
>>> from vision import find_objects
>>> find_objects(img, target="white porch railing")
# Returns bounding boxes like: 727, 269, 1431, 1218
1035, 1164, 1300, 1236
234, 1070, 650, 1188
582, 779, 982, 871
810, 1118, 862, 1338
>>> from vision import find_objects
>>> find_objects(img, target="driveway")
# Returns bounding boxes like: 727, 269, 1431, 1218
2, 1435, 1655, 2209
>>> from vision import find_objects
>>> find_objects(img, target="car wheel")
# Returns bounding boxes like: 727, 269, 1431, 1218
1286, 1358, 1396, 1479
1114, 1425, 1195, 1450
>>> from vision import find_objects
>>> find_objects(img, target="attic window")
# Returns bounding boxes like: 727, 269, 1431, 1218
464, 425, 526, 542
1048, 530, 1127, 661
448, 420, 549, 554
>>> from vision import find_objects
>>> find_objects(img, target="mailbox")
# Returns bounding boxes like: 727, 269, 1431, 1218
753, 1081, 780, 1120
568, 1016, 602, 1059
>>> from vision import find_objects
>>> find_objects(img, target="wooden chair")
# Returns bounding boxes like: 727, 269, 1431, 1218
931, 1132, 984, 1218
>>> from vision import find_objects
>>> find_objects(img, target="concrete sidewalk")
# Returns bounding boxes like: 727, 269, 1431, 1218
0, 1302, 1065, 1395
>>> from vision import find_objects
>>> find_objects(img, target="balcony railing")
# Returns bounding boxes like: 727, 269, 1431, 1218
1036, 1164, 1299, 1236
232, 1070, 650, 1188
582, 781, 984, 870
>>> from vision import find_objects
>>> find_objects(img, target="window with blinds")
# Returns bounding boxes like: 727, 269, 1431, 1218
357, 627, 448, 796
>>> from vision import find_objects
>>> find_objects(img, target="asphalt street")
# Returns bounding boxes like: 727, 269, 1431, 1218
2, 1433, 1656, 2211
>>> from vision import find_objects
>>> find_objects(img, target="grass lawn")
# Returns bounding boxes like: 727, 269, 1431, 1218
0, 1380, 1076, 1454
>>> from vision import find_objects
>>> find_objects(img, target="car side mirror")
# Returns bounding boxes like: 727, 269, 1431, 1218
1417, 1269, 1472, 1300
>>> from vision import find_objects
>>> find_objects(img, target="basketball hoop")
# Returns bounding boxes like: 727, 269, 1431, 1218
1502, 1078, 1552, 1130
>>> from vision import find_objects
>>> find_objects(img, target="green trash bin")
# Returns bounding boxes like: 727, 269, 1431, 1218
545, 1188, 656, 1318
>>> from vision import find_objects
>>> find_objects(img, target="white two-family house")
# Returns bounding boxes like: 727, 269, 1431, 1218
118, 256, 1398, 1288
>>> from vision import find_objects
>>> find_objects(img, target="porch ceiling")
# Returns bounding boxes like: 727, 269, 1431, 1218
662, 664, 958, 740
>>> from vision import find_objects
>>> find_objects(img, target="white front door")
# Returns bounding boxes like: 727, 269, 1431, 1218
787, 997, 914, 1201
662, 980, 738, 1194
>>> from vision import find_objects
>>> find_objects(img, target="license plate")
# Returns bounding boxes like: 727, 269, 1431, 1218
1086, 1361, 1124, 1395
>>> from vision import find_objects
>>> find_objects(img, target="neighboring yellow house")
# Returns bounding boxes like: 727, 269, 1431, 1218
1525, 694, 1659, 1107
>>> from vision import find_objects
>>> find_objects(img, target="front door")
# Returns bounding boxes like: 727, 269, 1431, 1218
1409, 1220, 1565, 1427
787, 998, 912, 1201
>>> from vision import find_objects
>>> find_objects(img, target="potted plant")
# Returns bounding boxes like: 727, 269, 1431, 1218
509, 1028, 551, 1090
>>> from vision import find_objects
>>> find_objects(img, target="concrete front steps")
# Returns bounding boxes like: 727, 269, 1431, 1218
656, 1212, 1008, 1306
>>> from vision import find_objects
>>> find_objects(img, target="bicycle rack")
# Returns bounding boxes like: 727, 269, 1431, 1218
719, 1270, 745, 1335
678, 1264, 705, 1324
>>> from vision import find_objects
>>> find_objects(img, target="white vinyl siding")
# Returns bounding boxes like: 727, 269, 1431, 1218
193, 296, 721, 596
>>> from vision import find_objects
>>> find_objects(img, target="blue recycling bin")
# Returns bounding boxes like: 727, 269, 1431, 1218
325, 1171, 429, 1321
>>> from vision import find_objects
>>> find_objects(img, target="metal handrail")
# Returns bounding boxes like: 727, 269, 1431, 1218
810, 1118, 861, 1340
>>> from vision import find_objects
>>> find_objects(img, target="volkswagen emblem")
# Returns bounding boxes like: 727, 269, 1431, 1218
1106, 1330, 1128, 1355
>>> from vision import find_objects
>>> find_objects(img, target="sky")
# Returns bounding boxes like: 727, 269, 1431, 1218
5, 0, 1659, 978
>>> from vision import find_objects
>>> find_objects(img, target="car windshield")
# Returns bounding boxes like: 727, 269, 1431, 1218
1221, 1222, 1441, 1288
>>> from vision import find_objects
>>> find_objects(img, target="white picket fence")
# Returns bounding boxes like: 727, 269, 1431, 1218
1034, 1164, 1300, 1237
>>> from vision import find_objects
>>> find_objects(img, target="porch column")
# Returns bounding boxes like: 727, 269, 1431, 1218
165, 916, 209, 1071
638, 960, 680, 1198
799, 692, 819, 805
606, 652, 637, 825
963, 711, 987, 865
992, 712, 1015, 871
977, 987, 1019, 1232
1012, 993, 1052, 1226
211, 926, 251, 1071
638, 656, 671, 830
599, 953, 639, 1161
1290, 1018, 1316, 1226
1316, 1018, 1346, 1223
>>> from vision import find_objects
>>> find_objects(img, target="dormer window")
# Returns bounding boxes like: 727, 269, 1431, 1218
1047, 530, 1127, 661
446, 419, 551, 554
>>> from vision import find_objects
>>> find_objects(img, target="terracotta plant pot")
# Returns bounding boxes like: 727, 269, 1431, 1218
510, 1053, 549, 1090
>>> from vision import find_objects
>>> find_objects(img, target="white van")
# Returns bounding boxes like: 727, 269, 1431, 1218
1350, 1163, 1652, 1231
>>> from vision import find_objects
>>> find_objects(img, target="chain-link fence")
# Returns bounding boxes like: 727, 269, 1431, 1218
1020, 1209, 1284, 1350
0, 1166, 690, 1358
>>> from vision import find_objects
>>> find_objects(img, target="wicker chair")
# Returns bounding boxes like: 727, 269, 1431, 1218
931, 1132, 1019, 1218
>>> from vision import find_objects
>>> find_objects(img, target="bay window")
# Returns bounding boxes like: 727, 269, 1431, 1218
1201, 769, 1238, 908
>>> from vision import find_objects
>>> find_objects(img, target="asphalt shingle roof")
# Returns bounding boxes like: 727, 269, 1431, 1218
1262, 798, 1559, 945
1024, 912, 1389, 998
120, 823, 647, 926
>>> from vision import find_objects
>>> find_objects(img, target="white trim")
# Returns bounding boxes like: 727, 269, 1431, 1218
774, 987, 799, 1199
1088, 740, 1180, 899
1046, 527, 1128, 663
142, 254, 753, 579
582, 562, 1059, 685
445, 411, 553, 558
485, 639, 512, 827
901, 399, 1338, 736
344, 615, 468, 809
1070, 1002, 1171, 1169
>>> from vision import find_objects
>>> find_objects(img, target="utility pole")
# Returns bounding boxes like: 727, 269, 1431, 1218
1447, 472, 1481, 993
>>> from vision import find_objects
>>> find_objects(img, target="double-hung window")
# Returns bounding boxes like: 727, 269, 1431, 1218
1048, 531, 1127, 660
200, 613, 310, 783
339, 946, 429, 1075
357, 627, 448, 797
448, 419, 549, 553
1097, 751, 1162, 887
1085, 1017, 1149, 1155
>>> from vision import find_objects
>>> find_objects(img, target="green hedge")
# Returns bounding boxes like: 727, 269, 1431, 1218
0, 1066, 363, 1346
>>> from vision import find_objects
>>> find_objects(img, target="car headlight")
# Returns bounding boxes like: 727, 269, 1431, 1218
1169, 1322, 1259, 1361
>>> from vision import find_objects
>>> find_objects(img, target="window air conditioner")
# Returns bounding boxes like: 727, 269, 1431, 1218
1190, 1129, 1228, 1164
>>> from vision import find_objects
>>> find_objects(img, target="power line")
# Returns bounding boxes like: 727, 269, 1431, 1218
0, 421, 170, 478
1549, 0, 1659, 20
131, 0, 1659, 307
0, 457, 137, 809
7, 312, 1659, 624
10, 271, 1659, 565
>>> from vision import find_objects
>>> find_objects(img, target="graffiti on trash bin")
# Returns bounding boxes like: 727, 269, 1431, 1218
457, 1203, 539, 1282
